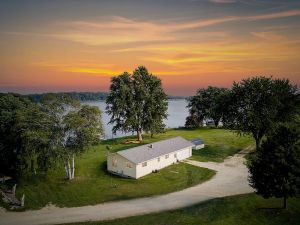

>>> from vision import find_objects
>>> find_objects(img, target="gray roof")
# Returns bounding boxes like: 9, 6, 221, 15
191, 138, 204, 145
117, 136, 194, 164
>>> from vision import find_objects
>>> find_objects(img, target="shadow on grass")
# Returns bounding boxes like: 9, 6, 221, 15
98, 161, 133, 180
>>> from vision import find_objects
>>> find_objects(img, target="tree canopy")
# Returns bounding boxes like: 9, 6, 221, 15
40, 93, 103, 179
247, 123, 300, 209
106, 66, 168, 141
225, 76, 299, 149
0, 93, 103, 179
186, 86, 228, 128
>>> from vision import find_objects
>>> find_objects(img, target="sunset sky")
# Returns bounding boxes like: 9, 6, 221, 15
1, 0, 300, 96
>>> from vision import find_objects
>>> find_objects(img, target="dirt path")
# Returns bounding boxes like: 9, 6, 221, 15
0, 147, 254, 225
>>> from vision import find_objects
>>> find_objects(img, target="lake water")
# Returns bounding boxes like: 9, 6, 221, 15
84, 100, 189, 139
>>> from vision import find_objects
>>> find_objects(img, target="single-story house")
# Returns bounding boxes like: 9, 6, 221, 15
191, 138, 205, 150
107, 136, 194, 179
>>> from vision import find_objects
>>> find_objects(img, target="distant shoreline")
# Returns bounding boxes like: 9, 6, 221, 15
16, 92, 189, 102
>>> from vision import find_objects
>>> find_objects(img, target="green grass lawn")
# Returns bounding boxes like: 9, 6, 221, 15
104, 128, 253, 162
1, 128, 252, 210
13, 162, 214, 210
60, 193, 300, 225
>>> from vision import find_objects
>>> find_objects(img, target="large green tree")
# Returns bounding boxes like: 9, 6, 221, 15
186, 86, 228, 128
15, 103, 52, 174
225, 77, 299, 150
41, 94, 103, 179
0, 94, 51, 177
106, 66, 168, 141
247, 123, 300, 209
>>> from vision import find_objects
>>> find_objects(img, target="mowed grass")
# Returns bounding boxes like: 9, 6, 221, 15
16, 162, 214, 210
106, 128, 253, 162
61, 193, 300, 225
7, 128, 252, 210
134, 127, 253, 162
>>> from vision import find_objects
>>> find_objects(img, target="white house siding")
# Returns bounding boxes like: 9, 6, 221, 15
176, 147, 192, 160
135, 146, 192, 179
107, 153, 136, 178
193, 144, 205, 150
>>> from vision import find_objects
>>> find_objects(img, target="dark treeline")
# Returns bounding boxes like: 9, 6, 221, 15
26, 92, 109, 102
25, 92, 187, 102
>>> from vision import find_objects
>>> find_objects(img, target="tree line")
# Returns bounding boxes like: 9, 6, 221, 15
27, 91, 185, 103
186, 77, 299, 150
27, 92, 109, 102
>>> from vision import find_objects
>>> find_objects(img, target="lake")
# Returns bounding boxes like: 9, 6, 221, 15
84, 99, 189, 139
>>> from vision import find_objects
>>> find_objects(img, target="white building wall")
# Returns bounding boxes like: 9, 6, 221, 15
135, 146, 192, 179
193, 144, 205, 150
107, 153, 136, 178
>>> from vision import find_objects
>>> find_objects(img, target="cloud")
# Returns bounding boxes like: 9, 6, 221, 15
250, 31, 286, 42
209, 0, 236, 3
247, 9, 300, 20
55, 9, 300, 46
2, 9, 300, 47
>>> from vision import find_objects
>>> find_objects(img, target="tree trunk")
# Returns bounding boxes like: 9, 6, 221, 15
214, 119, 219, 127
64, 164, 69, 178
137, 130, 143, 141
67, 161, 72, 180
283, 196, 287, 209
31, 159, 35, 174
254, 137, 262, 150
71, 154, 75, 179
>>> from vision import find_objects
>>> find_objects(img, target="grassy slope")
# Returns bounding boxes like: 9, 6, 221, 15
61, 194, 300, 225
3, 128, 252, 210
16, 163, 214, 210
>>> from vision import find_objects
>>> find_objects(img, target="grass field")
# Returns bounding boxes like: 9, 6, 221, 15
2, 128, 252, 210
61, 193, 300, 225
104, 128, 253, 162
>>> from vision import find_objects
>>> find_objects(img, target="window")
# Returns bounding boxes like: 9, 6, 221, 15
157, 157, 160, 162
112, 157, 117, 167
126, 162, 132, 168
142, 162, 147, 167
165, 154, 169, 159
174, 153, 177, 158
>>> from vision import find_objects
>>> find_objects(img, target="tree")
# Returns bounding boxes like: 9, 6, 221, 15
0, 94, 49, 177
186, 86, 228, 127
15, 103, 52, 174
185, 115, 202, 128
226, 77, 299, 150
247, 123, 300, 209
41, 94, 103, 179
106, 66, 168, 141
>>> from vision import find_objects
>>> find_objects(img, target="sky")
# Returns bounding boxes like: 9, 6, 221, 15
0, 0, 300, 96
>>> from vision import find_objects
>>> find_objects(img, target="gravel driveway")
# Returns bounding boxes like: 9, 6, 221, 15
0, 147, 254, 225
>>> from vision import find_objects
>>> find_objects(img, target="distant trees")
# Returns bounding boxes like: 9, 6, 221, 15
186, 86, 228, 128
0, 93, 103, 179
106, 66, 168, 141
27, 92, 108, 102
247, 123, 300, 209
